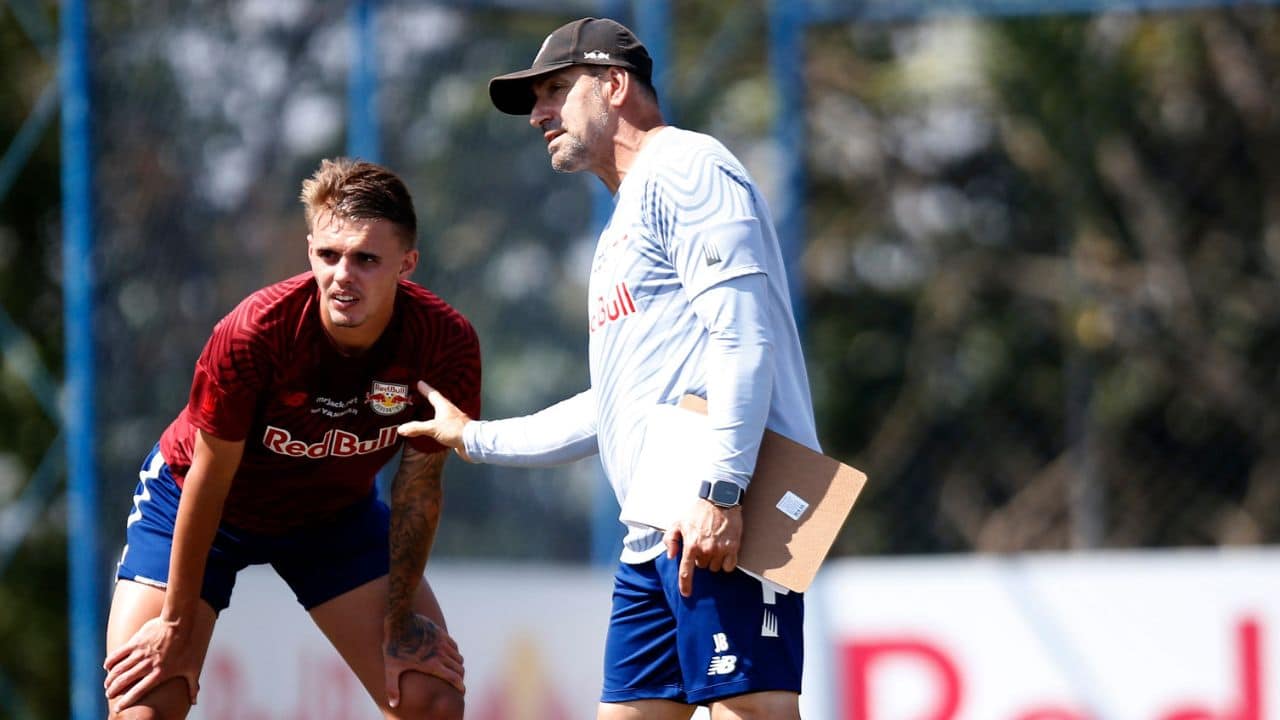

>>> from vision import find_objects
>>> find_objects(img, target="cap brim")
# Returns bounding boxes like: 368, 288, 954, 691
488, 62, 572, 115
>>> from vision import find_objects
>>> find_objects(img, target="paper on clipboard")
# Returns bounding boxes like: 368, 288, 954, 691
620, 404, 716, 531
621, 396, 868, 592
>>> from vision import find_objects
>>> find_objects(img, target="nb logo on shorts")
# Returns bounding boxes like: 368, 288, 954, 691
707, 654, 738, 676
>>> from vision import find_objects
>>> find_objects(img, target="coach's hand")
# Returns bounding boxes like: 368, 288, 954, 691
384, 612, 466, 707
103, 615, 201, 712
664, 500, 744, 597
398, 381, 474, 461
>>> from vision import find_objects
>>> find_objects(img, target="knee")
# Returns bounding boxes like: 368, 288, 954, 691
109, 705, 187, 720
389, 672, 464, 720
107, 687, 192, 720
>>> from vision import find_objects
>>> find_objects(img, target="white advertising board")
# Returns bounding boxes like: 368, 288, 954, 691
816, 548, 1277, 720
186, 548, 1279, 719
189, 564, 616, 720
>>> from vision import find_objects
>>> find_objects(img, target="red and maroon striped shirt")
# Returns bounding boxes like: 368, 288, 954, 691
159, 272, 481, 534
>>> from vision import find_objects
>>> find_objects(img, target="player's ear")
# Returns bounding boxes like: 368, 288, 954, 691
400, 249, 419, 278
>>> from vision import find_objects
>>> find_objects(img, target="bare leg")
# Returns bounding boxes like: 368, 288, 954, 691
711, 691, 801, 720
309, 575, 463, 720
597, 700, 697, 720
104, 580, 218, 720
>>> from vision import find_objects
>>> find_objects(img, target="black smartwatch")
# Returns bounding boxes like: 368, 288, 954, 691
699, 480, 743, 508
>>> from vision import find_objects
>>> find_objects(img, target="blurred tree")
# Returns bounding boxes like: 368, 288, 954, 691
6, 3, 1280, 715
803, 8, 1280, 554
0, 2, 69, 718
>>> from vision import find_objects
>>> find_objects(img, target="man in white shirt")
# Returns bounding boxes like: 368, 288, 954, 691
401, 17, 817, 720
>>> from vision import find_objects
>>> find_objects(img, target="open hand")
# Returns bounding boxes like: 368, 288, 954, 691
397, 381, 474, 461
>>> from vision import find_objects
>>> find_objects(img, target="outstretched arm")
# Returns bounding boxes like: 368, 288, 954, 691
383, 446, 465, 707
399, 382, 598, 467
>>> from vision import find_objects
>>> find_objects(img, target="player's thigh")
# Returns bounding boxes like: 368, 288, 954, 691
710, 690, 800, 720
105, 579, 218, 720
308, 575, 462, 719
597, 699, 696, 720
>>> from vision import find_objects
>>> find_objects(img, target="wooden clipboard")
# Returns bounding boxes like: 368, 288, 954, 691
619, 395, 867, 592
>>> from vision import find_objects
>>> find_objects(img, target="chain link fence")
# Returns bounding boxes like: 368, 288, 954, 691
83, 3, 1280, 570
3, 3, 1280, 715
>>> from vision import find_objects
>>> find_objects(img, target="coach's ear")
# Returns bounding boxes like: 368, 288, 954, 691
605, 66, 630, 109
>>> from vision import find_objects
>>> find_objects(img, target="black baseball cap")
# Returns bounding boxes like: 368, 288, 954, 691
489, 17, 653, 115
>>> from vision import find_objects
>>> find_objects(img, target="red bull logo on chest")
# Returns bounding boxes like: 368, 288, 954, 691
263, 425, 400, 458
590, 282, 639, 333
366, 381, 411, 416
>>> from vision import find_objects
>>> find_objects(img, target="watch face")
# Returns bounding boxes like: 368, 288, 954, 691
711, 481, 741, 506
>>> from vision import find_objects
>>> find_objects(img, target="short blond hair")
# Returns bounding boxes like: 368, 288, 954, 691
300, 158, 417, 247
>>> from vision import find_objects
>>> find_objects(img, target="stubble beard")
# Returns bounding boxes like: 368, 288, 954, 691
551, 82, 610, 174
551, 134, 590, 173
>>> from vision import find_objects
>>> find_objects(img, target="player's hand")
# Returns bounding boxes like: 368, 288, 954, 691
663, 499, 743, 597
103, 616, 201, 713
383, 613, 466, 707
398, 381, 474, 461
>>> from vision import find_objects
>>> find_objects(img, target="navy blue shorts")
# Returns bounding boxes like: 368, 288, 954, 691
600, 551, 804, 706
114, 444, 390, 613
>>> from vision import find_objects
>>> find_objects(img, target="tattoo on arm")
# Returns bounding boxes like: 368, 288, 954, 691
387, 446, 446, 635
387, 614, 443, 663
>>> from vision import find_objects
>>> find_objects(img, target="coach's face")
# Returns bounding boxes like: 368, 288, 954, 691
307, 213, 417, 353
529, 66, 611, 174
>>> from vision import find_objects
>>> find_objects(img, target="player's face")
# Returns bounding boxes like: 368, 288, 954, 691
307, 214, 417, 353
529, 67, 611, 174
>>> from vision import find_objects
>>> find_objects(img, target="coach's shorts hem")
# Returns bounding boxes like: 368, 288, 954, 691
684, 679, 797, 705
600, 684, 684, 704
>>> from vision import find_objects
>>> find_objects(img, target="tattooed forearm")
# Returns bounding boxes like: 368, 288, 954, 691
387, 446, 446, 631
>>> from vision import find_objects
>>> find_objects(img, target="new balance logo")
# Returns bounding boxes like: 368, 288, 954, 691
703, 244, 722, 266
584, 51, 610, 60
707, 655, 738, 676
761, 610, 779, 638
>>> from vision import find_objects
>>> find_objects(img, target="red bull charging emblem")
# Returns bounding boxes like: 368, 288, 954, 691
366, 381, 411, 416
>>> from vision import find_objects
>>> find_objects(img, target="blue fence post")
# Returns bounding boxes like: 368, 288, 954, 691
633, 0, 672, 119
348, 0, 381, 163
768, 0, 808, 335
60, 0, 104, 717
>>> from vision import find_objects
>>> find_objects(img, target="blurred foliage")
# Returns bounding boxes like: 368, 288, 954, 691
804, 9, 1280, 553
2, 2, 1279, 717
0, 2, 68, 718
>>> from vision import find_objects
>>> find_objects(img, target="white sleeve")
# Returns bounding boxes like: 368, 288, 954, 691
688, 272, 774, 491
461, 388, 599, 467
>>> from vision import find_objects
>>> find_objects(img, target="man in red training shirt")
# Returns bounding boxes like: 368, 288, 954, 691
102, 158, 480, 720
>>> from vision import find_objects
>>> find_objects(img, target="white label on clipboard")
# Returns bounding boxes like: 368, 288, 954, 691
776, 491, 809, 521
